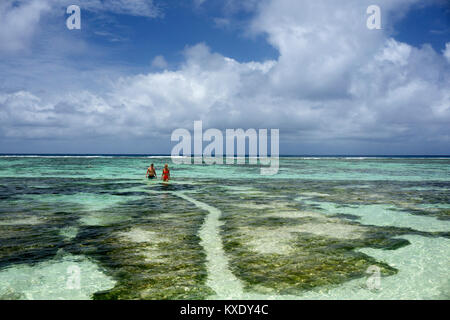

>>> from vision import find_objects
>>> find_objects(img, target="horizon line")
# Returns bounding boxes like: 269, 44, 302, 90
0, 153, 449, 157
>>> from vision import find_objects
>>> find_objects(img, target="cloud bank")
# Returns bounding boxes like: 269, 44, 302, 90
0, 0, 449, 154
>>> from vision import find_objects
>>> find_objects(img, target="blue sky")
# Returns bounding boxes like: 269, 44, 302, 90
83, 0, 450, 65
0, 0, 449, 155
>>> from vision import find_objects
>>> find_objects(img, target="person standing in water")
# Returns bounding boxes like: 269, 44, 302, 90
146, 164, 157, 179
162, 164, 170, 182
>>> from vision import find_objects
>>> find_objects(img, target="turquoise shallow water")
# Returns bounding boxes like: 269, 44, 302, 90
0, 156, 448, 299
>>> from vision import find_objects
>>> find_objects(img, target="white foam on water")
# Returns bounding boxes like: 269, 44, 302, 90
117, 228, 166, 244
264, 210, 320, 219
232, 201, 294, 211
232, 203, 279, 210
0, 216, 42, 226
245, 227, 296, 255
43, 191, 142, 227
416, 203, 450, 210
147, 156, 174, 159
295, 222, 367, 239
299, 192, 331, 197
59, 226, 79, 240
138, 248, 166, 263
79, 211, 132, 227
220, 186, 254, 191
220, 186, 273, 196
22, 193, 141, 212
116, 228, 169, 263
173, 192, 245, 299
0, 155, 103, 158
115, 186, 148, 193
163, 180, 200, 186
0, 253, 116, 300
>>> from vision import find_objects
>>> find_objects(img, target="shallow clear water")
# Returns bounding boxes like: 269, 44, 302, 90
0, 156, 448, 299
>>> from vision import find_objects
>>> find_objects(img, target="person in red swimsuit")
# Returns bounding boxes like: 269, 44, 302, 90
162, 164, 170, 182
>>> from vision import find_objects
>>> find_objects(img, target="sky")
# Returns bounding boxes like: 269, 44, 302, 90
0, 0, 449, 155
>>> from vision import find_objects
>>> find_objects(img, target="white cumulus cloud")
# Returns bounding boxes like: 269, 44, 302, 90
0, 0, 51, 53
0, 0, 449, 154
444, 43, 450, 63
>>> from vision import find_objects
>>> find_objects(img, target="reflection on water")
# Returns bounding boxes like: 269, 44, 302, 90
0, 156, 448, 299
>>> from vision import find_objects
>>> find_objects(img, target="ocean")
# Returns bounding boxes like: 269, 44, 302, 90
0, 155, 448, 299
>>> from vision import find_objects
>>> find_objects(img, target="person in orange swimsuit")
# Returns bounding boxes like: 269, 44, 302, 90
161, 164, 170, 182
